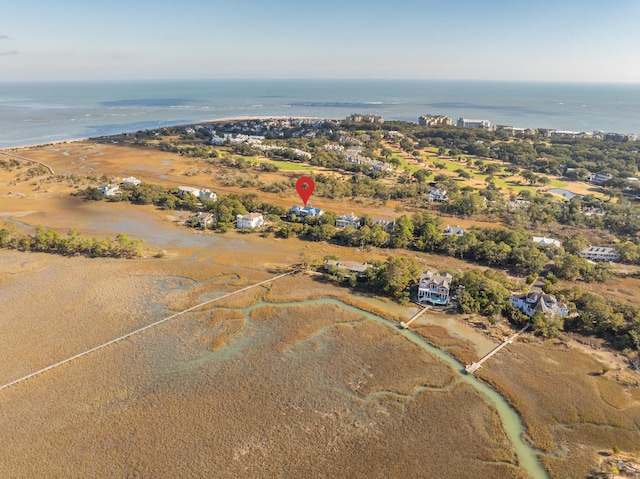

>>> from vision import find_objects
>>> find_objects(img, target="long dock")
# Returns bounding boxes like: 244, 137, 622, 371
0, 270, 297, 393
465, 324, 530, 374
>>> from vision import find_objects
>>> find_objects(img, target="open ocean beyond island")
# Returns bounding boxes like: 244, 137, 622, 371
1, 79, 639, 149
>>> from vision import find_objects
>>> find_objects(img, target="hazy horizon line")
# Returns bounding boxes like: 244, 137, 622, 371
1, 77, 640, 86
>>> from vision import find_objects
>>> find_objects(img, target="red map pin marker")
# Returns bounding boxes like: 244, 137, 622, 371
295, 176, 315, 206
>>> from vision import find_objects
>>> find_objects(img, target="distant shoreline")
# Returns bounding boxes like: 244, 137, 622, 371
3, 113, 639, 153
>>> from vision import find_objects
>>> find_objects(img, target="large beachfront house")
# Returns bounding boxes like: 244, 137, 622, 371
511, 292, 568, 318
417, 271, 453, 305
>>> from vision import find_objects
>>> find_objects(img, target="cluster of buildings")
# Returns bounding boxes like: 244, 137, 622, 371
419, 115, 452, 127
344, 146, 393, 173
416, 113, 637, 141
98, 176, 142, 196
346, 113, 384, 124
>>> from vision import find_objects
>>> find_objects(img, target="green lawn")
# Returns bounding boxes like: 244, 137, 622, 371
390, 152, 421, 172
249, 157, 315, 171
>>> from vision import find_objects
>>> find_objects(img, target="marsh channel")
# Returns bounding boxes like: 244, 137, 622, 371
216, 296, 549, 479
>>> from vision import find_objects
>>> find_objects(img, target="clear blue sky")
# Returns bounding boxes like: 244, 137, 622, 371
1, 0, 639, 82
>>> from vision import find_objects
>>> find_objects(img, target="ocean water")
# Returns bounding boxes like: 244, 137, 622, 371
1, 79, 639, 149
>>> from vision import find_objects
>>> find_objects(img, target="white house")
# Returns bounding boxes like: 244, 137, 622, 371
199, 189, 217, 201
121, 176, 141, 186
428, 188, 448, 202
236, 213, 264, 229
178, 186, 201, 198
98, 183, 120, 196
532, 236, 561, 248
336, 214, 361, 229
580, 246, 619, 262
511, 292, 568, 317
444, 225, 465, 237
417, 271, 453, 305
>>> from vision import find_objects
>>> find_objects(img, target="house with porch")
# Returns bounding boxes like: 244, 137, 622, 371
417, 271, 453, 305
580, 246, 619, 262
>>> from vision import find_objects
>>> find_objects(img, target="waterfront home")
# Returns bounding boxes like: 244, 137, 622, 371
580, 246, 619, 262
511, 292, 568, 317
444, 225, 465, 237
336, 214, 361, 229
427, 188, 448, 202
121, 176, 141, 186
532, 236, 561, 248
98, 183, 120, 196
324, 259, 371, 275
289, 205, 324, 218
196, 212, 215, 229
236, 213, 264, 229
417, 271, 453, 305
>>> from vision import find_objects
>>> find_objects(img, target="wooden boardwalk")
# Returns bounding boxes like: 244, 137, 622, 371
0, 270, 296, 393
465, 324, 530, 374
400, 303, 429, 329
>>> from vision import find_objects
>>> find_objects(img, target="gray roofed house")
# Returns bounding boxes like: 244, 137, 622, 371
511, 292, 568, 317
335, 213, 361, 229
444, 225, 466, 237
324, 260, 371, 275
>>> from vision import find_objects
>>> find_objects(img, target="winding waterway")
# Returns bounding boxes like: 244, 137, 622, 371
234, 297, 549, 479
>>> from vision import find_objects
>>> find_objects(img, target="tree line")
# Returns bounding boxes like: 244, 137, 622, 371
0, 225, 144, 259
